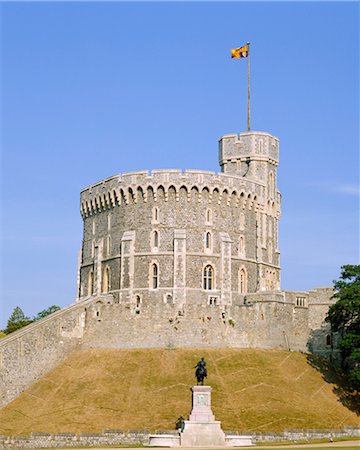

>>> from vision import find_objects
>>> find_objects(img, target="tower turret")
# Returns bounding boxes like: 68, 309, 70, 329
219, 131, 281, 291
219, 131, 279, 196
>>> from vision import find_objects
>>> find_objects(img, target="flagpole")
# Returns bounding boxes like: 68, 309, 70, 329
247, 42, 251, 131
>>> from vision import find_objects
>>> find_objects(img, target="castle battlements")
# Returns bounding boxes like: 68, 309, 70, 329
80, 168, 281, 218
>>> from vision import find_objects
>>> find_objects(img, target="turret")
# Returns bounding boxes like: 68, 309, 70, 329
219, 131, 279, 200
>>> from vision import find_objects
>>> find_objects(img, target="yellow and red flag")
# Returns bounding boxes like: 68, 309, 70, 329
231, 45, 249, 59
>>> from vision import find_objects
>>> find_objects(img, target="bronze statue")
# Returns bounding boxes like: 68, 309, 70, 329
195, 357, 207, 385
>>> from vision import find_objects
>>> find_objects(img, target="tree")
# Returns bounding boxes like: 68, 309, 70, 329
326, 265, 360, 388
33, 305, 61, 321
4, 306, 33, 334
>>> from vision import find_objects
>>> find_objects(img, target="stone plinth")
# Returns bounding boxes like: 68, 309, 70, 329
188, 385, 215, 421
180, 385, 226, 447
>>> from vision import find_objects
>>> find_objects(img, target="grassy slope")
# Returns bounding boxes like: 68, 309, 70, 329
0, 348, 358, 435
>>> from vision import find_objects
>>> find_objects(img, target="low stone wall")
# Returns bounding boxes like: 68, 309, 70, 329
0, 430, 151, 449
232, 427, 360, 443
0, 427, 359, 448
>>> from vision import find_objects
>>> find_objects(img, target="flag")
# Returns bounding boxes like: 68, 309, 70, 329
231, 45, 249, 59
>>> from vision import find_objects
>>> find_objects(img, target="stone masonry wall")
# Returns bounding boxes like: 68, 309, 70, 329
79, 170, 281, 303
0, 297, 97, 408
0, 288, 335, 409
1, 427, 359, 449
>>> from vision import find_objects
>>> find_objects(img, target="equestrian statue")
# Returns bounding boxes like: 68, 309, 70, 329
194, 357, 207, 385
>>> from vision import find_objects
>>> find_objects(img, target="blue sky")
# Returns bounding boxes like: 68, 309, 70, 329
0, 1, 359, 328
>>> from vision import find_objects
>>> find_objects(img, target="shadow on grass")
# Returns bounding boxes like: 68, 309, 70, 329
305, 352, 359, 415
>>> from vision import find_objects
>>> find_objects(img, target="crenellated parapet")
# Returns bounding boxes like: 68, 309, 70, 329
80, 169, 280, 218
219, 131, 279, 168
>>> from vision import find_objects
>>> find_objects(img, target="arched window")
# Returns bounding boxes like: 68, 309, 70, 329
205, 231, 212, 250
239, 268, 247, 293
326, 334, 332, 346
152, 230, 159, 250
136, 295, 141, 308
88, 270, 94, 296
152, 263, 158, 289
103, 267, 110, 293
203, 265, 214, 290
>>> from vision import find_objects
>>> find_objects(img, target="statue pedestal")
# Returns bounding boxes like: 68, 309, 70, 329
148, 385, 253, 447
180, 386, 225, 447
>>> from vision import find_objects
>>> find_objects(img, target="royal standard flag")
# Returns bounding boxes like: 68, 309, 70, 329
231, 45, 249, 59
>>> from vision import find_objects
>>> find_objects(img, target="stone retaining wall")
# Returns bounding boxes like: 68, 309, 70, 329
0, 427, 358, 449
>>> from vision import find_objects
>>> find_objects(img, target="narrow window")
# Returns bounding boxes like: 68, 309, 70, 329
269, 172, 274, 197
206, 209, 212, 224
326, 334, 332, 346
239, 268, 247, 294
103, 267, 110, 293
153, 230, 159, 249
152, 263, 158, 289
205, 231, 212, 250
107, 236, 111, 257
203, 265, 214, 290
92, 220, 96, 235
136, 295, 141, 308
89, 271, 94, 296
153, 206, 159, 223
239, 236, 245, 255
268, 241, 273, 263
107, 215, 111, 230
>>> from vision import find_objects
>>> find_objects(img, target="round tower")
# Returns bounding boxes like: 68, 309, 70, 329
77, 131, 281, 310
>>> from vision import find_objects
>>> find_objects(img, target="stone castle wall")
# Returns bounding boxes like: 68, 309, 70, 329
0, 288, 336, 408
0, 298, 95, 408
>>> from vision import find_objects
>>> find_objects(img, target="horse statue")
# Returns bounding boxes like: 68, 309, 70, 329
195, 357, 207, 385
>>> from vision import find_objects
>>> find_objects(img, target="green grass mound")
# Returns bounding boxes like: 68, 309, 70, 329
0, 348, 358, 435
